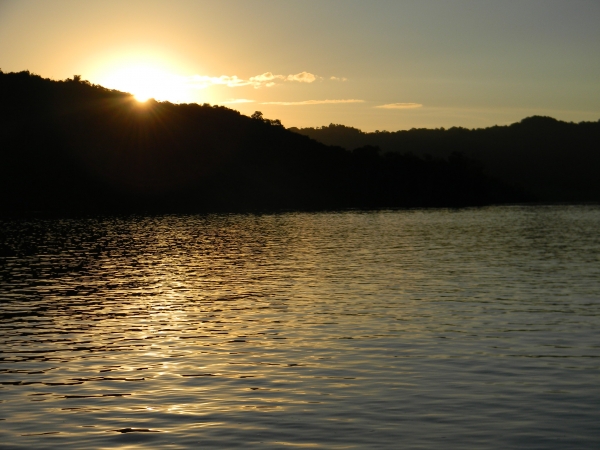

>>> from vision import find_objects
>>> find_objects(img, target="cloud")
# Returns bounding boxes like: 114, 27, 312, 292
221, 98, 254, 104
189, 75, 248, 88
376, 102, 423, 109
248, 72, 281, 85
262, 99, 364, 106
330, 76, 348, 82
286, 72, 318, 83
187, 71, 330, 89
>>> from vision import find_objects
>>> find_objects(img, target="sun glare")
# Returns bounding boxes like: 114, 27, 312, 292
101, 64, 193, 103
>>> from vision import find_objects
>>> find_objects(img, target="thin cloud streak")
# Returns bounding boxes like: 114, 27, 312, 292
189, 75, 248, 88
376, 102, 423, 109
262, 99, 364, 106
221, 98, 254, 104
187, 71, 333, 89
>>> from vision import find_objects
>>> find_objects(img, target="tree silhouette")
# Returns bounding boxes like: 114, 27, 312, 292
0, 70, 532, 216
291, 117, 600, 201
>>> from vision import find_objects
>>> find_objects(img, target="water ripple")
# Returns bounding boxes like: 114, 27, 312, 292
1, 206, 599, 448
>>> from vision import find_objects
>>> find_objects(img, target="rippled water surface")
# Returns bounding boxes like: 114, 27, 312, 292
1, 206, 599, 449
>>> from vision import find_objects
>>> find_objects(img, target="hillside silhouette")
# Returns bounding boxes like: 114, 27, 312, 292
290, 118, 600, 202
1, 70, 528, 215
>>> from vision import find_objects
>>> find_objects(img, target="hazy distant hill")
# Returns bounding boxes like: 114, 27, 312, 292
290, 118, 600, 202
0, 71, 529, 215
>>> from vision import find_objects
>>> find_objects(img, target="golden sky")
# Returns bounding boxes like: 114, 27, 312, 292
1, 0, 599, 131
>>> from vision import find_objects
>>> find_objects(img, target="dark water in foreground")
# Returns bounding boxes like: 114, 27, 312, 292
1, 206, 599, 449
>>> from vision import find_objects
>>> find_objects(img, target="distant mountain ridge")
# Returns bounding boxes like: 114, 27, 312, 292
290, 117, 600, 201
1, 70, 591, 216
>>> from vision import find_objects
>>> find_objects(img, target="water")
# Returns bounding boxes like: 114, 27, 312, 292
1, 206, 599, 449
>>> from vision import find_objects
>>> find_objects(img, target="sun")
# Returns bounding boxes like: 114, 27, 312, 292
101, 64, 193, 103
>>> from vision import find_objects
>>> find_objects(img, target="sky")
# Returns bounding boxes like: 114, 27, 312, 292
1, 0, 599, 131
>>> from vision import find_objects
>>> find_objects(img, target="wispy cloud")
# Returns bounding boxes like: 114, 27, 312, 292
286, 72, 318, 83
248, 72, 280, 87
188, 71, 324, 89
376, 102, 423, 109
189, 75, 247, 88
330, 76, 348, 82
221, 98, 255, 104
262, 99, 364, 106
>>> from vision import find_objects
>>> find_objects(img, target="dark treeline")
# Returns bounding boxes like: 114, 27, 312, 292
2, 70, 526, 216
290, 117, 600, 202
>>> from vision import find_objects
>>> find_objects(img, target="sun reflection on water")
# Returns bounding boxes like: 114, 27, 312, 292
1, 208, 599, 447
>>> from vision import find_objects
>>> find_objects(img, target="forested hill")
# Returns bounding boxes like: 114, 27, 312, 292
290, 118, 600, 202
1, 71, 525, 215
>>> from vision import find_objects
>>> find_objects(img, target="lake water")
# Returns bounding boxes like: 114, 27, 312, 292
1, 206, 599, 449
